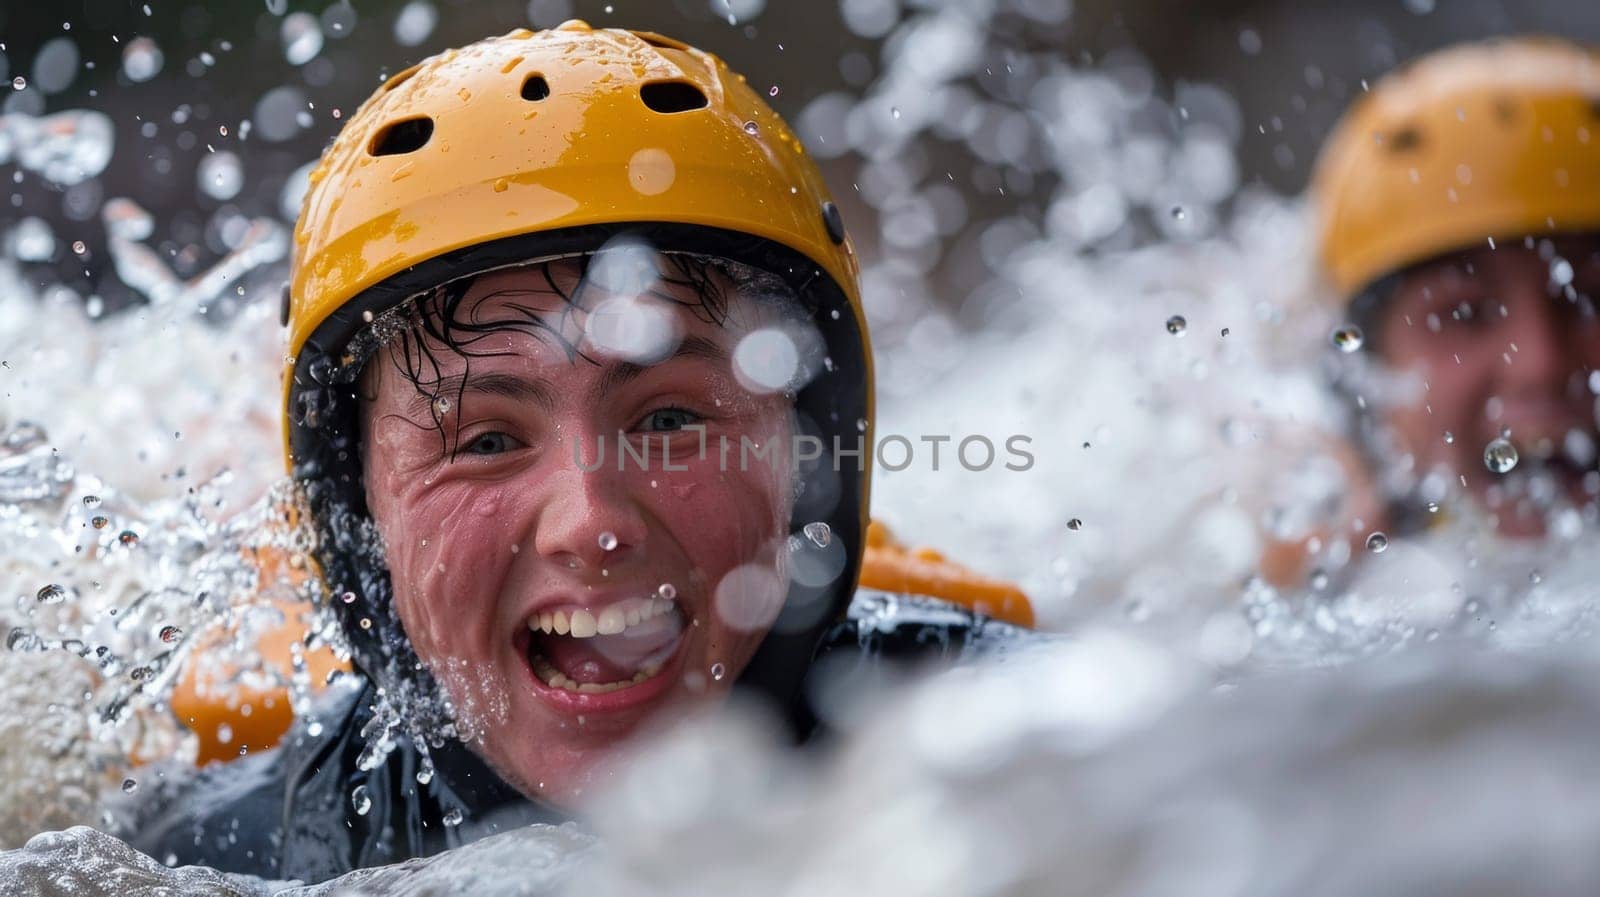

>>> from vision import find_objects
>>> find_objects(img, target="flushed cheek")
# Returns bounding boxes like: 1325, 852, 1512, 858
383, 483, 523, 669
643, 467, 789, 678
646, 468, 784, 572
1385, 357, 1481, 454
1575, 343, 1600, 373
701, 539, 786, 665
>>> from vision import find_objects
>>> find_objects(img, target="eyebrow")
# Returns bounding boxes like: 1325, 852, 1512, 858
594, 335, 728, 397
407, 335, 729, 417
407, 371, 556, 418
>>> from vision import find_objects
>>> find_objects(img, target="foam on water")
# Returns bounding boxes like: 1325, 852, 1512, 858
2, 0, 1600, 891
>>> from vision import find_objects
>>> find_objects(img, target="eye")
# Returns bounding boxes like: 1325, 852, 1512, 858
639, 407, 700, 432
1443, 296, 1495, 332
462, 431, 518, 456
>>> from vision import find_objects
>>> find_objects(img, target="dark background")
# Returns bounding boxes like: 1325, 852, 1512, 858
2, 0, 1597, 311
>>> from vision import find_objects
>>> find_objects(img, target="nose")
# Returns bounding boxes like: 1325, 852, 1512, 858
1497, 286, 1572, 393
532, 436, 648, 571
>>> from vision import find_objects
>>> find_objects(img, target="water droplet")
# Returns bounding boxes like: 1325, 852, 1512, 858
36, 584, 67, 604
11, 76, 25, 90
1165, 315, 1187, 336
361, 309, 375, 323
121, 778, 138, 793
1330, 324, 1364, 353
158, 625, 182, 643
351, 785, 372, 816
359, 617, 372, 630
890, 106, 901, 119
802, 521, 832, 548
743, 120, 759, 135
1529, 569, 1543, 585
1426, 501, 1440, 513
394, 0, 438, 46
1125, 600, 1150, 622
71, 240, 87, 255
430, 396, 452, 416
281, 11, 324, 65
118, 530, 139, 546
416, 766, 434, 785
129, 666, 153, 682
122, 37, 163, 82
1170, 205, 1186, 220
1484, 437, 1519, 474
197, 150, 243, 200
768, 85, 779, 96
598, 531, 619, 551
90, 515, 109, 529
442, 807, 464, 826
1443, 431, 1455, 444
710, 662, 726, 681
340, 591, 357, 604
10, 218, 56, 262
82, 494, 101, 508
1366, 531, 1388, 553
6, 629, 38, 652
307, 721, 324, 737
1309, 568, 1330, 590
1066, 518, 1083, 531
1220, 327, 1230, 337
657, 582, 677, 601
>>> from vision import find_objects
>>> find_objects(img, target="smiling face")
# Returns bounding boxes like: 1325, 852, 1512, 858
1374, 235, 1600, 536
358, 256, 798, 805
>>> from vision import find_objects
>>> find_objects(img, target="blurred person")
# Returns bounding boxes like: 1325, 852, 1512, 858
1263, 37, 1600, 585
118, 21, 1035, 884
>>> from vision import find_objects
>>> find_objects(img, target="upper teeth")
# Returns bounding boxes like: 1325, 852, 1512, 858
531, 596, 675, 639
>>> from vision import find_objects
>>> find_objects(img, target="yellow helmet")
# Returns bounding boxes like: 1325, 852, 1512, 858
281, 23, 873, 696
1312, 37, 1600, 300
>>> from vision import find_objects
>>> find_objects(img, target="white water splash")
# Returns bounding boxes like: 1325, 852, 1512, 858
0, 110, 113, 186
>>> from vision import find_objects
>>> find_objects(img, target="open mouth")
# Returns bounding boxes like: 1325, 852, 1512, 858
523, 593, 686, 697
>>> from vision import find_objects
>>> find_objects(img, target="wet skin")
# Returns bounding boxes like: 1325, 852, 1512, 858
360, 260, 796, 805
1376, 235, 1600, 537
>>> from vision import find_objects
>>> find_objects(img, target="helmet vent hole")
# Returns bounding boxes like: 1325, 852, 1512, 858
632, 31, 690, 51
1386, 126, 1422, 153
640, 81, 708, 114
382, 63, 422, 93
369, 116, 434, 156
521, 74, 551, 101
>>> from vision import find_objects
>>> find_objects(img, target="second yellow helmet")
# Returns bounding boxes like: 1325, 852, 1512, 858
1312, 37, 1600, 300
